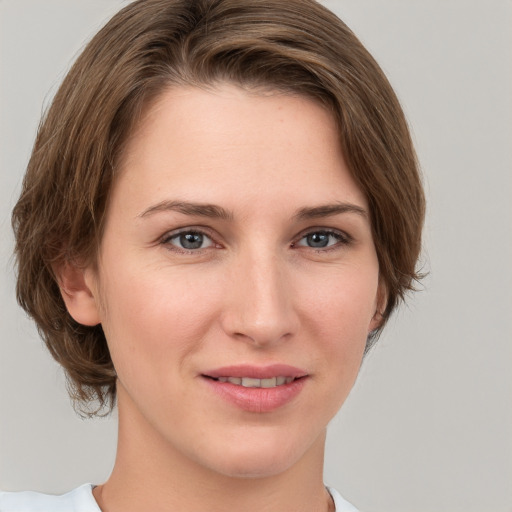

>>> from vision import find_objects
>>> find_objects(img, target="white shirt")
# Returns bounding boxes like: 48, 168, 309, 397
0, 484, 359, 511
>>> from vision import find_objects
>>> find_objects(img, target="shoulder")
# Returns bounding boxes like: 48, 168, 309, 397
327, 486, 360, 512
0, 484, 101, 512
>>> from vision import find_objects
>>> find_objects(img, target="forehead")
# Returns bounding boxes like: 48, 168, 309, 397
111, 83, 367, 215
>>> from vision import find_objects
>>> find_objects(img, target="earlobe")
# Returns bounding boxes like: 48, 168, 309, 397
54, 261, 101, 326
368, 280, 388, 333
369, 309, 384, 333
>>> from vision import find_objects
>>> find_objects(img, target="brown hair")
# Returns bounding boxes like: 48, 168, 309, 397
12, 0, 425, 415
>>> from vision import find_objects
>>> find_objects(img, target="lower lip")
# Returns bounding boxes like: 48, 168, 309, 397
202, 377, 307, 413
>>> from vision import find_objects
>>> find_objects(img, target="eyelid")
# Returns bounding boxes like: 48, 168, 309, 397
293, 227, 353, 249
157, 225, 353, 254
161, 226, 213, 241
160, 226, 221, 253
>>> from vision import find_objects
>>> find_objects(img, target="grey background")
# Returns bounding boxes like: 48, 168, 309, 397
1, 1, 511, 511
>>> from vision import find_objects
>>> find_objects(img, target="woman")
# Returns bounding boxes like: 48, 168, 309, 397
2, 0, 424, 510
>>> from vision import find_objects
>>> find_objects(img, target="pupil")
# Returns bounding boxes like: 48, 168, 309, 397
307, 232, 329, 248
180, 232, 203, 249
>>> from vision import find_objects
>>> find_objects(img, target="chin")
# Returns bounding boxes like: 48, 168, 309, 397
214, 455, 294, 479
209, 456, 297, 480
195, 426, 325, 480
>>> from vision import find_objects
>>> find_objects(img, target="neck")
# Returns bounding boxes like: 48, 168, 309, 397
94, 388, 332, 512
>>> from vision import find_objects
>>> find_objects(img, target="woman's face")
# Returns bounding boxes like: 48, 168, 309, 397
79, 84, 384, 478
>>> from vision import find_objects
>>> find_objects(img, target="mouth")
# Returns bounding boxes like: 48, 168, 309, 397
204, 375, 301, 388
201, 364, 308, 412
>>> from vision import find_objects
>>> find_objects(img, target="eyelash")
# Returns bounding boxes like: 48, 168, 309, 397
160, 227, 352, 254
292, 229, 352, 252
160, 228, 217, 254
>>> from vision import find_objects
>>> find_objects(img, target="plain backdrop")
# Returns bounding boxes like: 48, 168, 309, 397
1, 1, 511, 511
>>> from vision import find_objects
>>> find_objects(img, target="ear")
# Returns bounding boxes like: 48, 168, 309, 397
54, 261, 101, 326
368, 280, 388, 333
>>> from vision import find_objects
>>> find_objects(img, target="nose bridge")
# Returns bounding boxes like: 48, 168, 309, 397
223, 242, 296, 345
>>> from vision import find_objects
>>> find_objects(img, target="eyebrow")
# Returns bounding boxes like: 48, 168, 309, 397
293, 202, 368, 220
138, 200, 233, 220
138, 199, 367, 221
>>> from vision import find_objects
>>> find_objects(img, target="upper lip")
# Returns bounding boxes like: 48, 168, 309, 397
203, 364, 308, 379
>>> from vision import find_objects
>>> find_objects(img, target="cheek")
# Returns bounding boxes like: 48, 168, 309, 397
298, 263, 379, 336
295, 264, 378, 378
97, 266, 222, 379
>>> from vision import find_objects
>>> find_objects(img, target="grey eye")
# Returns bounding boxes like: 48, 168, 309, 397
305, 232, 330, 248
296, 231, 345, 249
169, 231, 213, 250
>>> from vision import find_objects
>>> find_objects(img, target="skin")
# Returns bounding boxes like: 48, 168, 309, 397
59, 83, 385, 512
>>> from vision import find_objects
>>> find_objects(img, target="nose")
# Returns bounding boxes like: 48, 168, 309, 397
220, 248, 299, 347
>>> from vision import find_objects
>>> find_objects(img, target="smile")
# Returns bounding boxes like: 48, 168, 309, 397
202, 364, 308, 412
214, 376, 296, 388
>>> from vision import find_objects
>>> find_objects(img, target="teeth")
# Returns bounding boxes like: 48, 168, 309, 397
241, 377, 262, 388
260, 377, 276, 388
218, 376, 295, 388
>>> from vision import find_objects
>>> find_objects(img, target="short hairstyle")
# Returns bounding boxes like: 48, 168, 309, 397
12, 0, 425, 415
